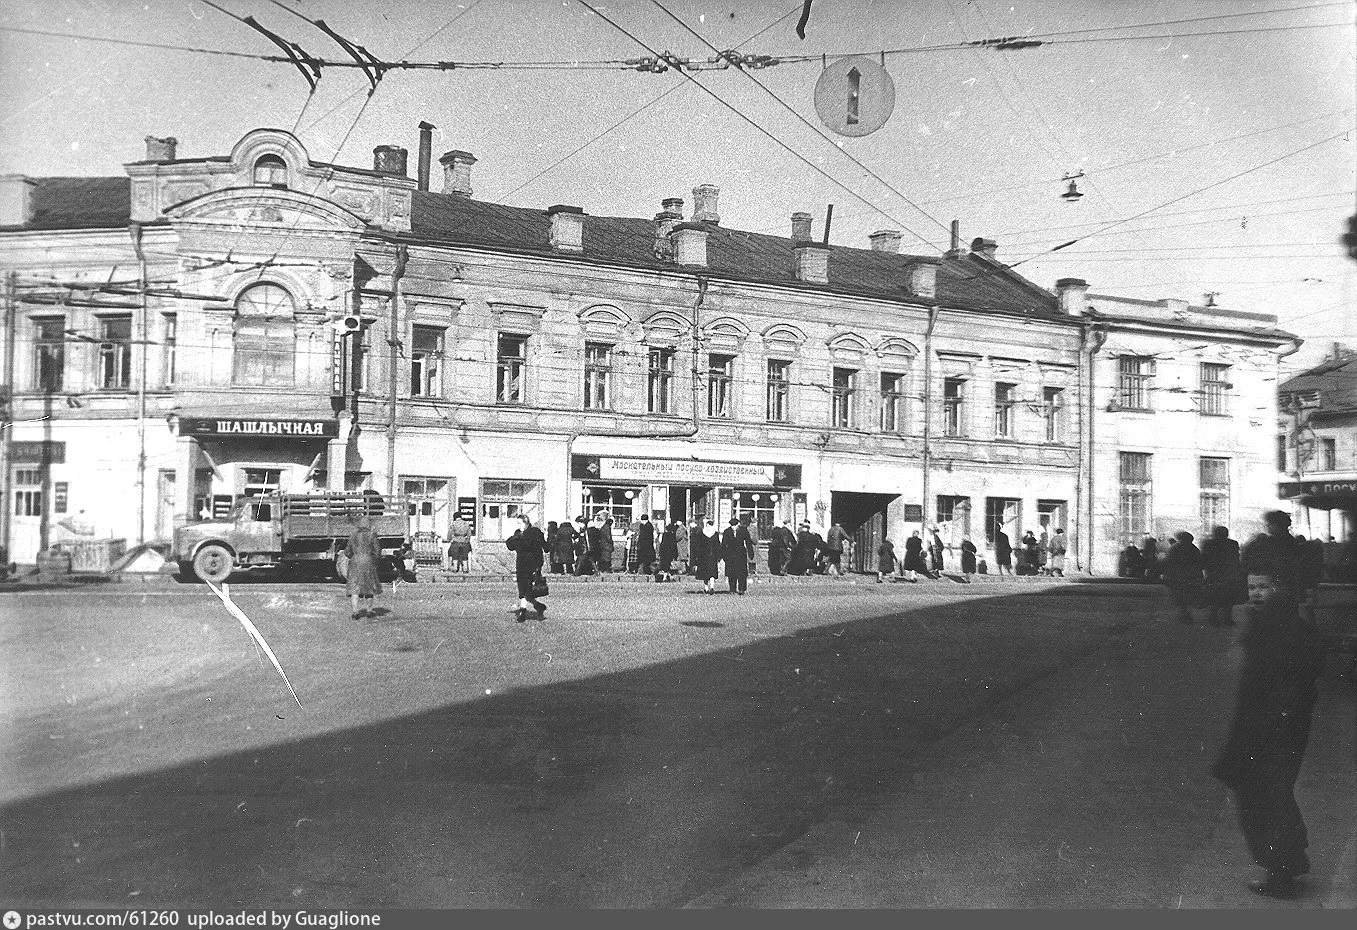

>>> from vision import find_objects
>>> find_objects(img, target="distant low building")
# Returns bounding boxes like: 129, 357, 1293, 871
1277, 344, 1355, 542
0, 127, 1298, 574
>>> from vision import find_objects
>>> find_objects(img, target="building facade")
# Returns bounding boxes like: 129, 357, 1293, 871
1276, 345, 1356, 542
0, 128, 1296, 574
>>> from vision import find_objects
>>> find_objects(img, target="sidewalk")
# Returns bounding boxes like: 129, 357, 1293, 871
688, 592, 1357, 908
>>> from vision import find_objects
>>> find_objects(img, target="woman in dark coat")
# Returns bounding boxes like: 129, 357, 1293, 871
1200, 524, 1244, 626
1163, 530, 1205, 623
506, 514, 548, 622
674, 520, 691, 573
552, 520, 577, 575
546, 521, 560, 573
599, 515, 616, 573
635, 514, 657, 574
788, 524, 819, 576
344, 516, 382, 618
877, 538, 896, 583
928, 529, 946, 576
960, 538, 978, 582
658, 520, 678, 576
994, 530, 1014, 576
903, 531, 927, 581
695, 519, 721, 593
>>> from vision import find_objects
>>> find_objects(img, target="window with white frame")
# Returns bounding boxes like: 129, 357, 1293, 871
1199, 362, 1230, 416
584, 342, 613, 410
1042, 387, 1064, 442
1118, 452, 1153, 545
96, 315, 133, 390
252, 154, 288, 188
32, 318, 65, 391
707, 353, 734, 419
1117, 356, 1155, 410
994, 382, 1016, 437
13, 467, 42, 517
496, 333, 527, 404
832, 367, 857, 429
1199, 457, 1230, 535
410, 325, 443, 397
936, 494, 970, 533
766, 359, 790, 423
581, 485, 636, 528
943, 377, 965, 436
880, 372, 905, 432
480, 479, 543, 541
647, 348, 674, 414
734, 491, 776, 538
232, 284, 295, 386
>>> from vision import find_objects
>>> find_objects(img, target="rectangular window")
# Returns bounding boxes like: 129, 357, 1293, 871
1319, 436, 1337, 471
583, 342, 613, 410
1042, 387, 1064, 442
1117, 355, 1155, 410
766, 359, 790, 423
984, 496, 1021, 546
97, 316, 133, 389
707, 353, 734, 419
832, 368, 857, 429
880, 372, 905, 432
994, 382, 1016, 437
496, 334, 527, 404
1199, 456, 1230, 535
480, 478, 543, 541
32, 318, 65, 391
734, 490, 776, 539
1199, 362, 1230, 416
54, 481, 68, 514
936, 495, 970, 534
647, 348, 674, 415
581, 485, 637, 529
943, 377, 965, 437
410, 325, 443, 397
14, 466, 43, 517
1118, 452, 1153, 545
1277, 434, 1288, 472
233, 318, 294, 386
242, 468, 282, 498
162, 314, 177, 386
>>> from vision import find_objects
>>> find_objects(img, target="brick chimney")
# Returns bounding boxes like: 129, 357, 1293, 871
373, 145, 408, 177
970, 237, 998, 260
793, 242, 830, 284
869, 229, 902, 253
672, 222, 709, 267
906, 260, 939, 299
0, 175, 36, 226
1055, 278, 1089, 315
144, 136, 177, 162
439, 150, 477, 197
944, 219, 965, 259
653, 197, 684, 261
547, 204, 585, 253
790, 212, 813, 242
692, 184, 720, 225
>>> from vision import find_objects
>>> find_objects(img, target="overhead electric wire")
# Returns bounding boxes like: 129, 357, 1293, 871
647, 0, 954, 244
1002, 199, 1354, 243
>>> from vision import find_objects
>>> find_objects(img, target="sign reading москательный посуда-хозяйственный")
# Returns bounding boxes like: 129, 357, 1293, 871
570, 455, 801, 488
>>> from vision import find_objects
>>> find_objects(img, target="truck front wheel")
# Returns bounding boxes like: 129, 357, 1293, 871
192, 545, 234, 584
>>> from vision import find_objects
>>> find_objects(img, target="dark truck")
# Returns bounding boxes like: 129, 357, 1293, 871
172, 492, 408, 583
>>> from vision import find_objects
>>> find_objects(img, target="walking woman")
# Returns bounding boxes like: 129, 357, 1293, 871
960, 537, 978, 583
1163, 530, 1204, 624
695, 518, 721, 594
994, 530, 1014, 576
506, 514, 549, 622
447, 512, 473, 574
658, 519, 678, 578
345, 515, 382, 619
674, 518, 690, 575
877, 537, 897, 583
903, 531, 926, 582
552, 519, 577, 575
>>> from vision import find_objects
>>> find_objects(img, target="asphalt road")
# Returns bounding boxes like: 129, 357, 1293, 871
1, 576, 1352, 908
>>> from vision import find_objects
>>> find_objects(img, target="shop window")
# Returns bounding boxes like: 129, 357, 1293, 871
1117, 356, 1155, 410
880, 372, 905, 432
994, 382, 1016, 438
1042, 387, 1064, 442
734, 491, 777, 539
32, 318, 65, 391
1199, 363, 1230, 416
1199, 457, 1230, 535
984, 496, 1021, 546
232, 284, 295, 386
766, 360, 790, 423
581, 485, 636, 528
13, 467, 42, 517
943, 378, 965, 436
707, 353, 734, 419
496, 334, 527, 404
410, 325, 443, 397
936, 495, 970, 532
162, 313, 177, 386
832, 367, 857, 429
242, 468, 282, 498
1118, 452, 1153, 545
648, 348, 674, 414
479, 478, 542, 541
96, 315, 133, 390
584, 342, 613, 410
252, 154, 288, 188
1037, 500, 1066, 534
1318, 437, 1337, 471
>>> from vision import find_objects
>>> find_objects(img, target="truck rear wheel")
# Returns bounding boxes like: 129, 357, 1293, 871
192, 545, 234, 584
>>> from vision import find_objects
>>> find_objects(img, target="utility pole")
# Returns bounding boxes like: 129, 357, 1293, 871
1, 270, 15, 563
130, 223, 148, 545
920, 304, 939, 533
386, 244, 408, 497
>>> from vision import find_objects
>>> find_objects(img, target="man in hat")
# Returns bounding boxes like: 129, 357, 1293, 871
721, 517, 755, 595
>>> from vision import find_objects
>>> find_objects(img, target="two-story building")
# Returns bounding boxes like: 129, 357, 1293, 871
0, 127, 1297, 574
1276, 344, 1355, 543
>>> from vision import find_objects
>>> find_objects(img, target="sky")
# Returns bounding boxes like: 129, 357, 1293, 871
1, 0, 1354, 376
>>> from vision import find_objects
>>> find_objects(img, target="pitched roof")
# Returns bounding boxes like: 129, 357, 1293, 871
0, 177, 132, 232
1280, 351, 1357, 409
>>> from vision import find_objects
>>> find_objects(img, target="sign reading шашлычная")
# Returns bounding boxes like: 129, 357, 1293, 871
178, 417, 340, 438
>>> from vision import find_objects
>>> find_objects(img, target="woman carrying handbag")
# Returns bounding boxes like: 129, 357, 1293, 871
506, 514, 549, 622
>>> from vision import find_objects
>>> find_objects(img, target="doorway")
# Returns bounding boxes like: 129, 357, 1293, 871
832, 491, 899, 573
668, 485, 714, 525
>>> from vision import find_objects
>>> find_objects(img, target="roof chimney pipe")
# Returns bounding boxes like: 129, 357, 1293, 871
416, 121, 435, 192
869, 229, 902, 253
970, 237, 998, 260
439, 150, 477, 197
144, 136, 177, 162
373, 145, 408, 177
790, 212, 813, 242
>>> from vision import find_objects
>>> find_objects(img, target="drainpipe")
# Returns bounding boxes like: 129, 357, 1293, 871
130, 222, 148, 545
920, 303, 940, 532
1, 271, 15, 560
386, 244, 408, 497
691, 276, 706, 438
1079, 321, 1107, 574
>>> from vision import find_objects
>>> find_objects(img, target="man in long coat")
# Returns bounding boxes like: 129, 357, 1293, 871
634, 513, 657, 575
768, 520, 795, 576
721, 517, 755, 595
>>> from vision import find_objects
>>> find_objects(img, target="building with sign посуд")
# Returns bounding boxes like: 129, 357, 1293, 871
1276, 345, 1355, 555
0, 128, 1298, 573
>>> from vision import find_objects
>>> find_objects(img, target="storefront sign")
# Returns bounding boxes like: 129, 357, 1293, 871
7, 440, 65, 463
571, 455, 801, 488
902, 503, 924, 522
1279, 479, 1357, 498
179, 417, 339, 439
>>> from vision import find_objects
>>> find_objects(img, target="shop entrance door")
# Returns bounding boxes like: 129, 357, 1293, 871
832, 491, 899, 573
668, 485, 714, 525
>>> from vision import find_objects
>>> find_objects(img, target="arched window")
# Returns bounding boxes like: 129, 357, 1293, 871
252, 154, 288, 188
232, 283, 295, 386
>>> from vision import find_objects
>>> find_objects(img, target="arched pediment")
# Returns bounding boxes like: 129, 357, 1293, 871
704, 316, 749, 351
642, 309, 690, 346
230, 129, 312, 179
827, 331, 871, 362
578, 304, 632, 339
762, 323, 807, 355
876, 336, 919, 361
164, 188, 366, 232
